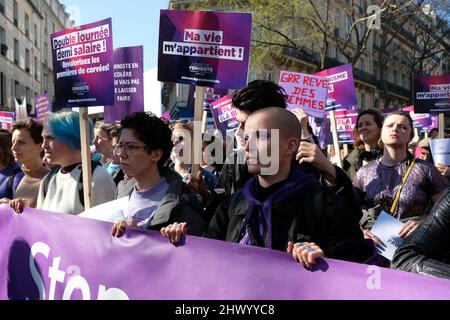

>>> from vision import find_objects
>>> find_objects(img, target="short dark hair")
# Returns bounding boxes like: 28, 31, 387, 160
384, 111, 414, 140
12, 118, 44, 144
232, 80, 287, 113
121, 112, 173, 169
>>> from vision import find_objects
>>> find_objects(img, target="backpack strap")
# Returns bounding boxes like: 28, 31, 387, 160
41, 165, 61, 199
7, 166, 22, 198
78, 160, 100, 208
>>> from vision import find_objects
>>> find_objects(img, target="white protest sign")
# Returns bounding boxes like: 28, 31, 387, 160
78, 197, 129, 223
279, 70, 328, 118
370, 211, 405, 261
430, 139, 450, 165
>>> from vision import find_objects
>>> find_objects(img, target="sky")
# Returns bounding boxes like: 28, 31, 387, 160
60, 0, 170, 71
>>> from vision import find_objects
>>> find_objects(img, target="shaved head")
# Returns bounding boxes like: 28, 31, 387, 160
246, 107, 301, 141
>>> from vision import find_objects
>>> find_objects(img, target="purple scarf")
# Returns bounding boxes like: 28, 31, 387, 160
239, 164, 320, 249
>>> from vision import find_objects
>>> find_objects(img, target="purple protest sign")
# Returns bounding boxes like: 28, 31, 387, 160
414, 75, 450, 113
402, 106, 432, 129
103, 46, 144, 124
51, 18, 114, 107
209, 95, 239, 137
328, 109, 360, 144
0, 111, 15, 130
35, 94, 51, 119
1, 205, 450, 300
158, 10, 252, 89
279, 71, 328, 118
316, 64, 357, 109
187, 85, 229, 109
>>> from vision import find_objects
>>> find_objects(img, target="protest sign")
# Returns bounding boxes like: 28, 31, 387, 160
402, 106, 432, 129
51, 18, 114, 107
158, 10, 251, 89
316, 64, 357, 110
1, 205, 450, 300
430, 139, 450, 165
328, 109, 360, 144
371, 211, 405, 261
414, 75, 450, 113
35, 94, 52, 119
187, 85, 228, 109
0, 111, 15, 130
209, 95, 239, 137
104, 46, 144, 123
279, 71, 328, 118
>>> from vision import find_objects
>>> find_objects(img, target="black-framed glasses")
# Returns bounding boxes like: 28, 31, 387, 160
113, 143, 147, 155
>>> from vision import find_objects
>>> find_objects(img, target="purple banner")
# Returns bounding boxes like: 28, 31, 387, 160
316, 64, 357, 110
104, 46, 144, 124
209, 95, 239, 137
157, 10, 252, 89
0, 111, 15, 130
1, 205, 450, 300
414, 75, 450, 113
35, 94, 51, 120
51, 18, 114, 107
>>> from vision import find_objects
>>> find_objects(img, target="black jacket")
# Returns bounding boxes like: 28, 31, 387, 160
392, 188, 450, 280
205, 181, 373, 263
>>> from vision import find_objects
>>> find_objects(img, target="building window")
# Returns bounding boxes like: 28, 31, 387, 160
14, 39, 19, 66
13, 1, 18, 27
393, 70, 398, 84
34, 56, 38, 80
344, 15, 351, 35
14, 80, 20, 99
361, 58, 366, 72
0, 72, 5, 106
0, 0, 5, 14
0, 26, 5, 56
44, 43, 48, 65
43, 73, 48, 92
360, 93, 366, 108
25, 49, 30, 73
44, 13, 48, 34
25, 14, 30, 38
34, 24, 38, 47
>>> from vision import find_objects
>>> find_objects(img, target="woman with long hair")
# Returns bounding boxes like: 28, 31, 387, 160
343, 109, 384, 180
353, 112, 448, 245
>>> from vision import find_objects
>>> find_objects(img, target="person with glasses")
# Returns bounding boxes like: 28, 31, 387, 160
353, 112, 448, 247
35, 111, 116, 215
111, 112, 205, 237
0, 129, 24, 202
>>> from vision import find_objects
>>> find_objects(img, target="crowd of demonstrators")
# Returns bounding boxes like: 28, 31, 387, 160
3, 79, 450, 280
0, 129, 24, 201
161, 108, 373, 269
343, 109, 384, 180
353, 112, 448, 249
111, 112, 204, 237
34, 111, 116, 215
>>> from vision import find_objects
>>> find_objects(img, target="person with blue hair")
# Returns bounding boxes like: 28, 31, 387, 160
33, 111, 116, 215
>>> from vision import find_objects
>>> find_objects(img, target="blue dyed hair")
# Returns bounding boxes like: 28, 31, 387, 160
46, 111, 93, 150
